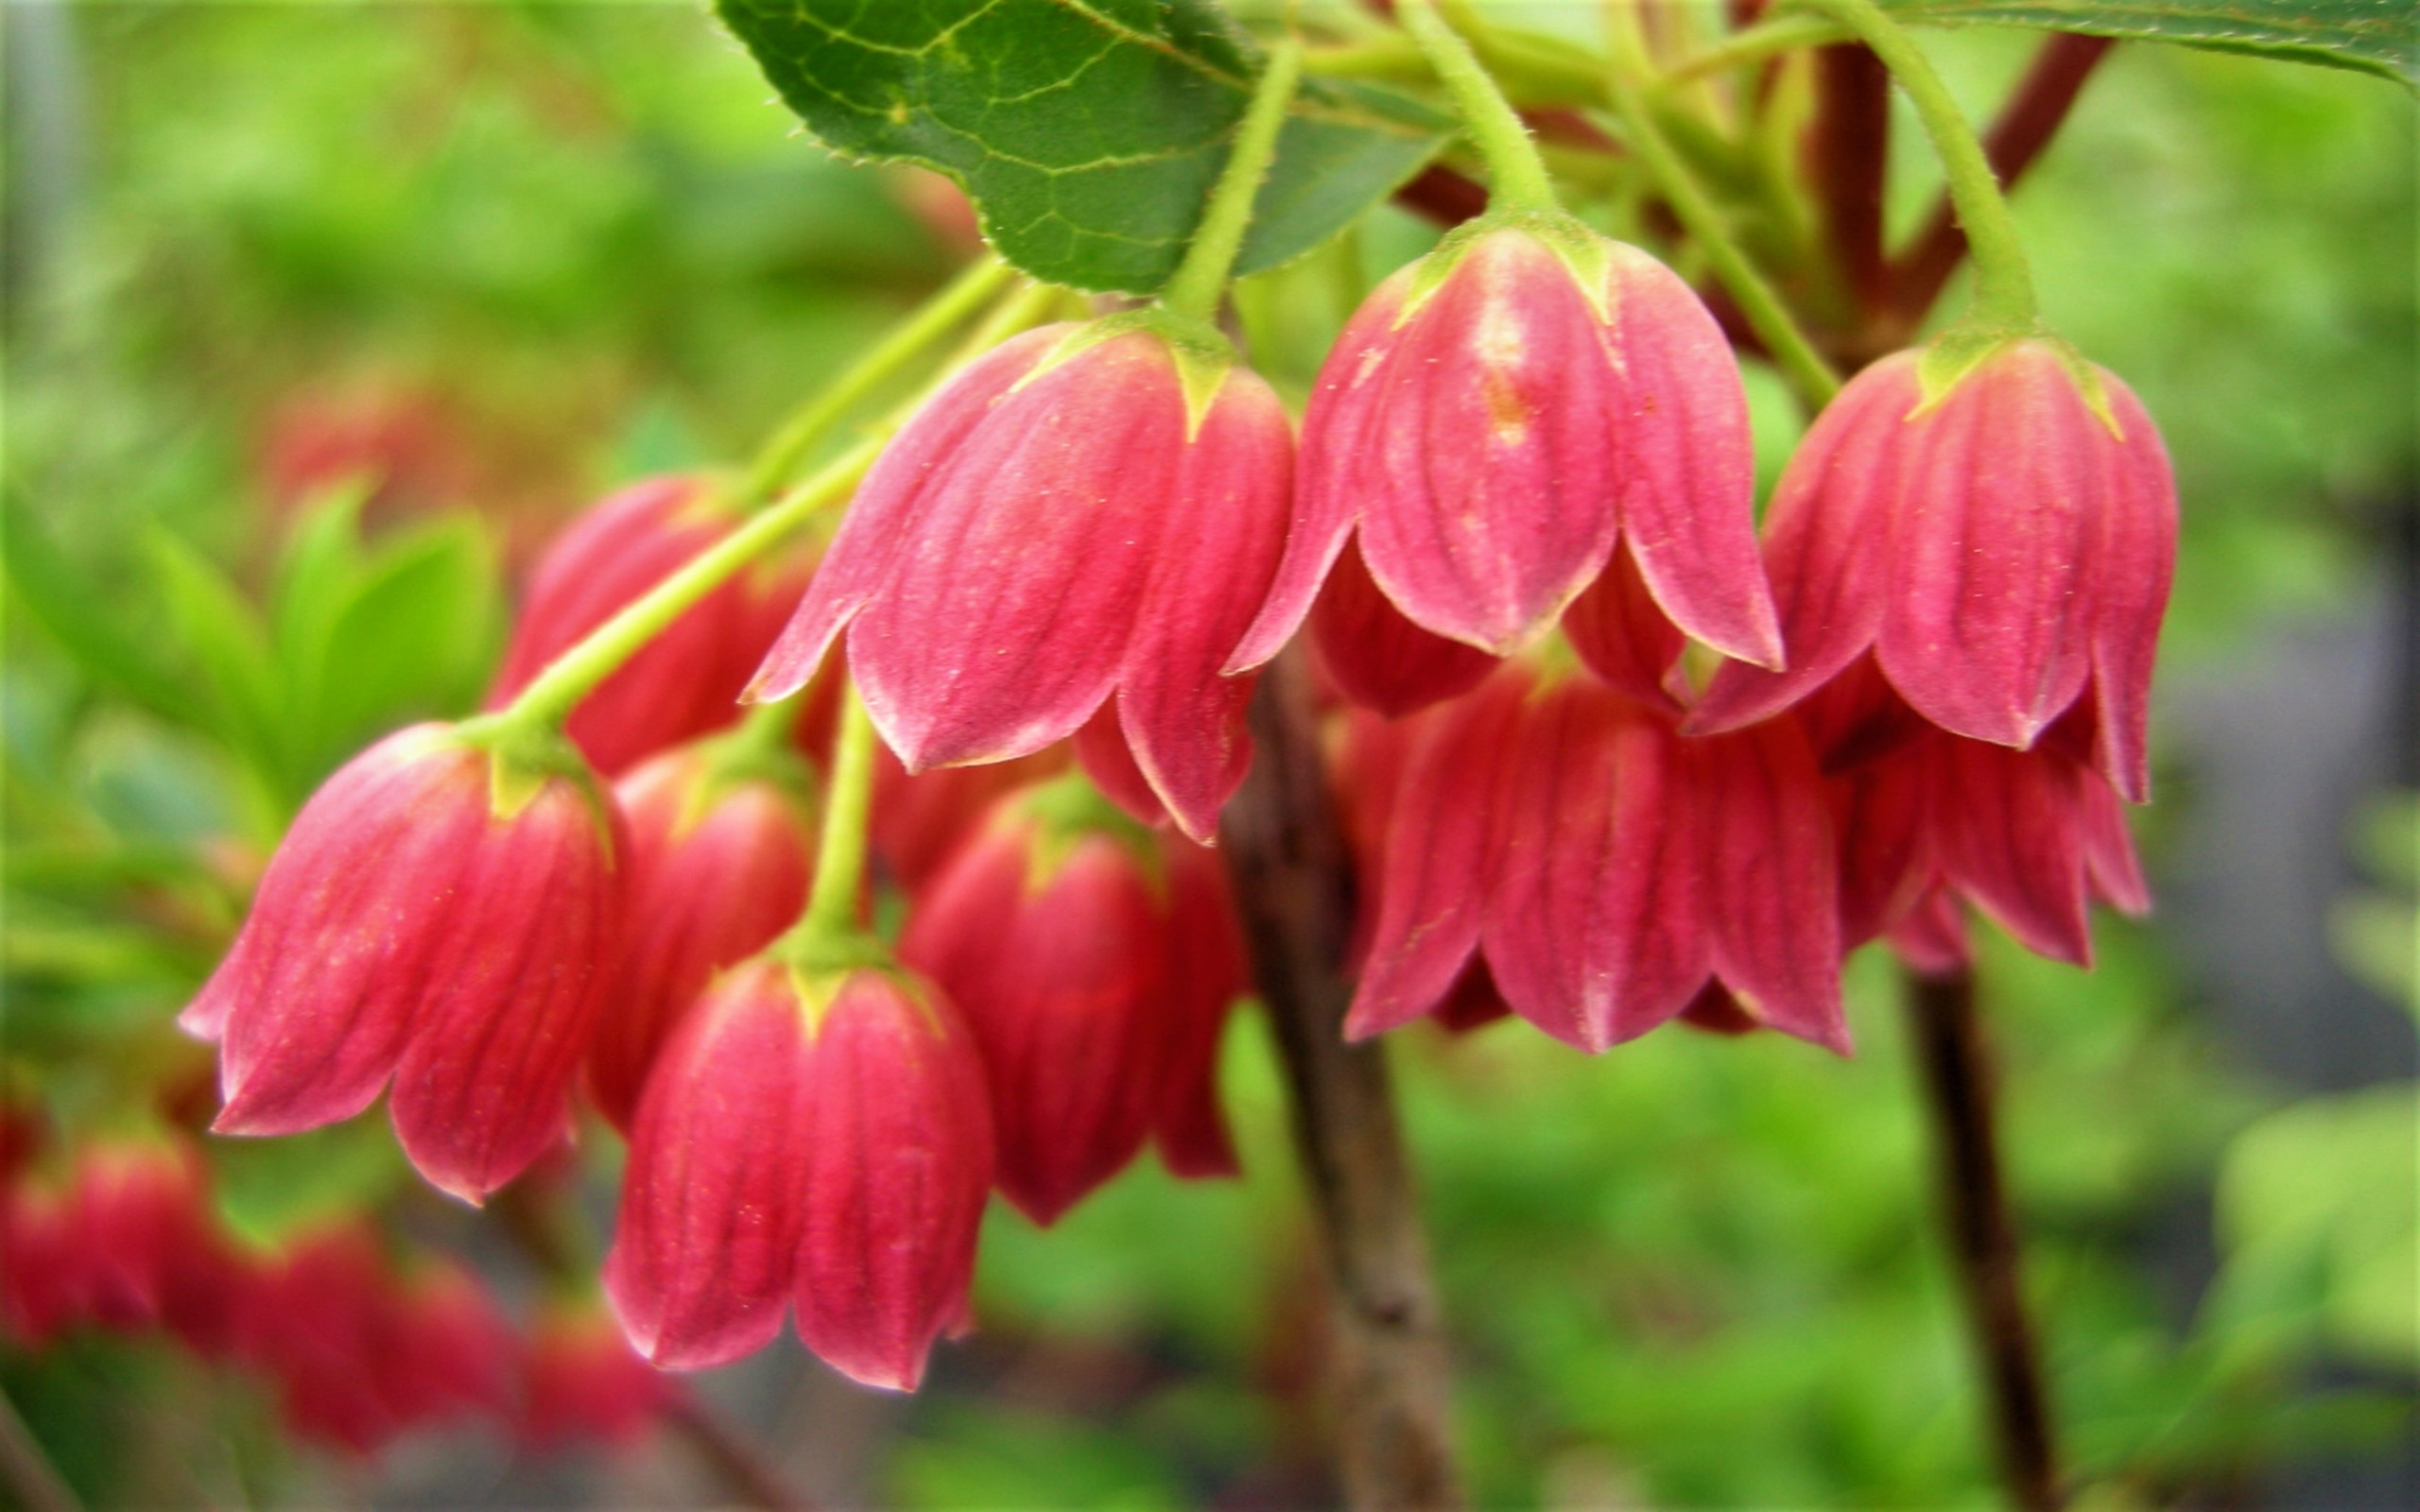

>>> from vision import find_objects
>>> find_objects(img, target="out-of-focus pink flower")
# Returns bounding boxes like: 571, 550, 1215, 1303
182, 724, 627, 1205
901, 777, 1243, 1223
247, 1228, 512, 1456
586, 747, 815, 1132
491, 477, 802, 777
606, 959, 994, 1390
1232, 223, 1779, 686
1692, 338, 2177, 802
1350, 664, 1846, 1054
751, 318, 1294, 844
520, 1297, 676, 1452
74, 1137, 252, 1358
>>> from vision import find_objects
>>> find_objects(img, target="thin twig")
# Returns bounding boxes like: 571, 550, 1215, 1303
1884, 33, 2116, 335
1903, 966, 2064, 1512
1220, 650, 1463, 1512
663, 1395, 821, 1512
0, 1388, 80, 1512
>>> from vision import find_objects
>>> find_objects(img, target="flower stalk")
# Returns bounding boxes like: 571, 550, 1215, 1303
738, 255, 1013, 504
1397, 0, 1559, 215
796, 684, 876, 944
1160, 40, 1304, 322
1792, 0, 2041, 333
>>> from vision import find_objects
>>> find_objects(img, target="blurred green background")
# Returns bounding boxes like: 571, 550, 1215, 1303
3, 2, 2413, 1507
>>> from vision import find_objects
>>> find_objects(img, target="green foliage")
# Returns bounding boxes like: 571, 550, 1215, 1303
713, 0, 1447, 292
1884, 0, 2420, 86
2211, 1083, 2420, 1373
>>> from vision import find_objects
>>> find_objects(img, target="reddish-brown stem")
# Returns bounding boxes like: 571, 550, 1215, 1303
1392, 163, 1490, 228
1220, 650, 1463, 1512
1903, 966, 2064, 1512
1810, 43, 1892, 318
663, 1397, 820, 1512
1884, 33, 2115, 333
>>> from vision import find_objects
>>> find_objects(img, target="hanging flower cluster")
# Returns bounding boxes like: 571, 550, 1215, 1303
165, 3, 2176, 1406
0, 1127, 667, 1455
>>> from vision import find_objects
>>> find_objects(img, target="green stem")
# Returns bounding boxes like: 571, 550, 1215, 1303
1791, 0, 2039, 331
1162, 40, 1304, 321
798, 684, 875, 939
1665, 13, 1846, 83
738, 256, 1011, 504
1601, 17, 1841, 408
1397, 0, 1559, 215
486, 438, 879, 738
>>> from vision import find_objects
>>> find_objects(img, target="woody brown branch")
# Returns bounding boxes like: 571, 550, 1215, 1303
1904, 966, 2063, 1512
1221, 649, 1464, 1512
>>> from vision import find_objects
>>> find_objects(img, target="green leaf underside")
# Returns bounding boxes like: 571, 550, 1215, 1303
1882, 0, 2418, 85
715, 0, 1448, 294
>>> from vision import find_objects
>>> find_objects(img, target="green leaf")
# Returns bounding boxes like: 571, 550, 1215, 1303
143, 530, 290, 792
1, 493, 200, 728
714, 0, 1448, 293
1882, 1, 2420, 86
292, 518, 499, 776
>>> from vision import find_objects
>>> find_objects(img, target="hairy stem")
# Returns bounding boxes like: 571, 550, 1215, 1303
1398, 0, 1559, 214
1219, 650, 1463, 1512
1888, 34, 2114, 332
1604, 12, 1842, 408
1904, 965, 2064, 1512
738, 256, 1011, 504
484, 438, 878, 739
1794, 0, 2039, 333
1161, 40, 1303, 321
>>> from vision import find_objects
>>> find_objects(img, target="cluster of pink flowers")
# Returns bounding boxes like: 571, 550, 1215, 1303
176, 211, 2174, 1394
0, 1130, 666, 1455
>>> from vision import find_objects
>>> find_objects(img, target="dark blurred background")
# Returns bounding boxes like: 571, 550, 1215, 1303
3, 3, 2412, 1507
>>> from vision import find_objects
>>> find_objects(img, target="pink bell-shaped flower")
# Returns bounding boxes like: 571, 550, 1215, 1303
1807, 662, 2150, 969
605, 957, 994, 1390
751, 316, 1294, 845
1308, 539, 1495, 719
1350, 662, 1846, 1054
182, 724, 627, 1204
585, 746, 815, 1132
1230, 220, 1781, 688
491, 476, 801, 777
1690, 337, 2177, 801
900, 776, 1242, 1224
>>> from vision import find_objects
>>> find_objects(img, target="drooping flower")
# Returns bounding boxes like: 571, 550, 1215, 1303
1350, 663, 1846, 1054
247, 1227, 514, 1455
586, 745, 815, 1132
1690, 337, 2177, 801
491, 476, 802, 777
749, 316, 1294, 844
1230, 217, 1781, 689
1307, 539, 1495, 719
900, 776, 1243, 1224
73, 1136, 252, 1358
605, 958, 994, 1390
519, 1297, 676, 1452
1806, 661, 2150, 969
182, 724, 626, 1204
